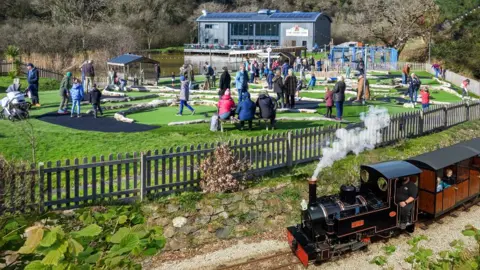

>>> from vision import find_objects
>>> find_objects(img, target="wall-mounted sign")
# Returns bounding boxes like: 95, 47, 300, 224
286, 25, 308, 37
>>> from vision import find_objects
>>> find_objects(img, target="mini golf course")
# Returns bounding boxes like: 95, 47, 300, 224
0, 71, 472, 162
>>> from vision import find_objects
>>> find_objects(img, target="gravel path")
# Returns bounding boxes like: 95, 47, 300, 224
152, 204, 480, 270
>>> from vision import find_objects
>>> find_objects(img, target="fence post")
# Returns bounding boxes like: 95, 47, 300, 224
466, 102, 470, 121
38, 162, 45, 213
287, 131, 293, 167
419, 110, 424, 135
140, 152, 147, 201
443, 106, 448, 128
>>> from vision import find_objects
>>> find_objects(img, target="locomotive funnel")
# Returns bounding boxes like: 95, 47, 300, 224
308, 178, 317, 206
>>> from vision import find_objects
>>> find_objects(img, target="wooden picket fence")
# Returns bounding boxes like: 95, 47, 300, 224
2, 101, 480, 214
0, 62, 63, 81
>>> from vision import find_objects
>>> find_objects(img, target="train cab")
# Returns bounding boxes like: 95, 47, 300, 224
359, 161, 422, 233
406, 138, 480, 218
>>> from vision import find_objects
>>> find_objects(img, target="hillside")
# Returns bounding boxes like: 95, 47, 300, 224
0, 0, 479, 78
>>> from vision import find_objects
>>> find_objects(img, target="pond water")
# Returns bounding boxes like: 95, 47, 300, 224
147, 52, 246, 77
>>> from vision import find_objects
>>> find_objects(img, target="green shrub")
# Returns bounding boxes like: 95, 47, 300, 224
1, 205, 166, 269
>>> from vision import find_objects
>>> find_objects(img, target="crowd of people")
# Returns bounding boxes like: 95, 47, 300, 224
12, 54, 473, 126
402, 63, 471, 110
175, 54, 352, 131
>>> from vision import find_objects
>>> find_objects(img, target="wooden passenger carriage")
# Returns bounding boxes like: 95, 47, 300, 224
406, 138, 480, 218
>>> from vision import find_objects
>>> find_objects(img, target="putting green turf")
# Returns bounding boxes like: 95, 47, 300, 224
129, 106, 217, 125
0, 71, 470, 163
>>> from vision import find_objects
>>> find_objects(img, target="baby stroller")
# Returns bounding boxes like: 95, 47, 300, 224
0, 84, 31, 121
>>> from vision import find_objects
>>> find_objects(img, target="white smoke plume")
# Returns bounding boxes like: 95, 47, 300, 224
312, 106, 391, 180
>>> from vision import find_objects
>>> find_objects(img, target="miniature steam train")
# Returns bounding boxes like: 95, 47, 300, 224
287, 138, 480, 267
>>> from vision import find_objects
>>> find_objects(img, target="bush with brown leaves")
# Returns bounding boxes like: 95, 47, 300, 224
199, 144, 250, 193
0, 155, 37, 212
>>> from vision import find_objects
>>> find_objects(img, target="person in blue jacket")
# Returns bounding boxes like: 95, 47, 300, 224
236, 92, 256, 130
69, 78, 84, 118
307, 72, 317, 90
26, 63, 40, 106
235, 65, 249, 102
281, 61, 290, 77
267, 70, 274, 90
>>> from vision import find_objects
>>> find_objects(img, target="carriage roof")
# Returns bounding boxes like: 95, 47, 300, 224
406, 138, 480, 170
361, 161, 422, 180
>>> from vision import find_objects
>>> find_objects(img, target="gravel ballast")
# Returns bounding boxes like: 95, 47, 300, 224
152, 204, 480, 270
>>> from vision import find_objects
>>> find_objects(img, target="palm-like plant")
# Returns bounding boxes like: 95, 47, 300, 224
5, 45, 20, 61
4, 45, 21, 78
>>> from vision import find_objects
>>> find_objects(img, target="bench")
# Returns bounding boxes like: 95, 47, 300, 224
218, 117, 239, 132
218, 117, 275, 132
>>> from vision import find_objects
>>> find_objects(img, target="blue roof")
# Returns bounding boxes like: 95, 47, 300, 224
196, 11, 332, 23
107, 54, 159, 66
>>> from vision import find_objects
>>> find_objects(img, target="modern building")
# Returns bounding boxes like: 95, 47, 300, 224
196, 9, 331, 48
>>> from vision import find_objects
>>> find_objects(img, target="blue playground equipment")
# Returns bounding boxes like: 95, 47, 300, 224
328, 46, 398, 70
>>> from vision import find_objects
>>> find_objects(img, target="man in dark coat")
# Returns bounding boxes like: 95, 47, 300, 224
58, 72, 72, 114
256, 91, 277, 128
333, 76, 346, 120
272, 70, 284, 108
218, 67, 231, 97
154, 64, 161, 85
283, 69, 298, 109
84, 60, 95, 94
26, 63, 40, 106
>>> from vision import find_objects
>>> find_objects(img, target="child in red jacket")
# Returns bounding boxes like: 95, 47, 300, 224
420, 88, 430, 111
217, 89, 236, 120
324, 87, 333, 118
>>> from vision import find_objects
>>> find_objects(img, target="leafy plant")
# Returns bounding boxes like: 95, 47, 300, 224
383, 245, 396, 255
178, 192, 203, 211
4, 45, 20, 62
0, 155, 38, 213
404, 235, 433, 270
370, 255, 388, 266
1, 205, 165, 269
8, 70, 18, 79
369, 245, 396, 267
200, 144, 250, 193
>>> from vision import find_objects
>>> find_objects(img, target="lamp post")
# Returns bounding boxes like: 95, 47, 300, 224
267, 47, 272, 69
363, 44, 368, 106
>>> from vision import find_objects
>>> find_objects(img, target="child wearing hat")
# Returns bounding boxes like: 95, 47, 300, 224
89, 83, 103, 118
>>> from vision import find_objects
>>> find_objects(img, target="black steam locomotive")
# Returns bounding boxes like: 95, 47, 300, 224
287, 138, 480, 267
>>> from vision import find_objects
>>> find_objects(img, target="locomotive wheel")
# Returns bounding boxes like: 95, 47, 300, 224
8, 115, 14, 122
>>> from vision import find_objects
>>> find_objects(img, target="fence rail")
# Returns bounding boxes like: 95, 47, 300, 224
2, 101, 480, 214
0, 62, 63, 81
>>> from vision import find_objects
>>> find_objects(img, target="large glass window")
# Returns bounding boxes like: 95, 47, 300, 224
255, 23, 280, 36
231, 23, 255, 36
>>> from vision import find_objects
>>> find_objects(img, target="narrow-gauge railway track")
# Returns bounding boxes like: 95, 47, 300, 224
216, 203, 480, 270
216, 250, 301, 270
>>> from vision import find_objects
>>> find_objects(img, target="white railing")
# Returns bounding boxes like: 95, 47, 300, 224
425, 66, 480, 96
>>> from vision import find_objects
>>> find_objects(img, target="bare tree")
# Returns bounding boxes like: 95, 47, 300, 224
37, 0, 108, 55
346, 0, 439, 54
16, 117, 37, 165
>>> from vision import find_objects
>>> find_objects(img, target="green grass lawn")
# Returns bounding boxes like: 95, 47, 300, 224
0, 76, 60, 92
0, 69, 470, 164
0, 87, 338, 162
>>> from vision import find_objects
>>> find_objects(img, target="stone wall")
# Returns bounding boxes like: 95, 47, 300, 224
144, 182, 301, 251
